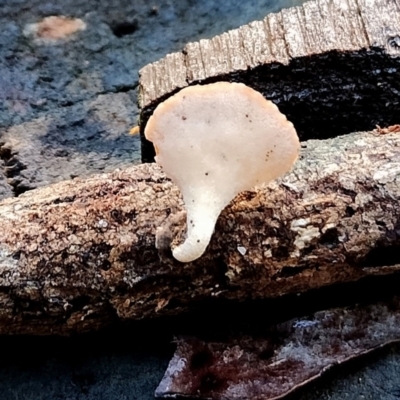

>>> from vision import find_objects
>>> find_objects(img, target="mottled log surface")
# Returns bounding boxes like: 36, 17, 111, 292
139, 0, 400, 161
156, 296, 400, 400
1, 130, 400, 335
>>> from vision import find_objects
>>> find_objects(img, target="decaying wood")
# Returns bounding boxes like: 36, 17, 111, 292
0, 130, 400, 335
156, 295, 400, 400
139, 0, 400, 162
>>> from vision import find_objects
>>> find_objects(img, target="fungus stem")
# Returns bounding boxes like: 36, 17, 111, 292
172, 202, 221, 263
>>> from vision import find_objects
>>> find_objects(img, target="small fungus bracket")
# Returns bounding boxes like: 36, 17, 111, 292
146, 82, 299, 263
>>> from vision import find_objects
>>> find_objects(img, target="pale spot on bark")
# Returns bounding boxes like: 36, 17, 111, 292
24, 16, 86, 43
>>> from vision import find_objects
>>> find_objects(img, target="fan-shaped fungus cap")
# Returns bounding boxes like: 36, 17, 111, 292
145, 82, 300, 263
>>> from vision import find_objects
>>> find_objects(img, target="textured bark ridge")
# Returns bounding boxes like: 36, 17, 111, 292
0, 130, 400, 335
138, 0, 400, 162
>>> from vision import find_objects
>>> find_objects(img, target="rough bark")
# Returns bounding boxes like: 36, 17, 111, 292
138, 0, 400, 162
0, 130, 400, 335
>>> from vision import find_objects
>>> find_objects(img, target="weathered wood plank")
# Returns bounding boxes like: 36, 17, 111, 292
282, 0, 367, 56
138, 0, 376, 108
264, 12, 289, 64
138, 52, 187, 116
139, 0, 400, 163
358, 0, 400, 54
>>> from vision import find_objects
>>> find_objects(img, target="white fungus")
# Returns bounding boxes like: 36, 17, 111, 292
145, 82, 300, 263
237, 246, 247, 256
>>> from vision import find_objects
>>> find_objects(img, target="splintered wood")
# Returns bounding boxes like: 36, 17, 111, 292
374, 124, 400, 135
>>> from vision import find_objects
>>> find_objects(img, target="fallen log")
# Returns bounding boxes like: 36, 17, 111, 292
138, 0, 400, 162
0, 130, 400, 335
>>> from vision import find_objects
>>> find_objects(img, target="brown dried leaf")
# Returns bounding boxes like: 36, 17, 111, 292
156, 296, 400, 400
374, 124, 400, 135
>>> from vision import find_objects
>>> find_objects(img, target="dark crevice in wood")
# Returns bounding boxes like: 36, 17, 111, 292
275, 266, 308, 278
109, 20, 139, 38
124, 272, 400, 340
0, 142, 28, 197
140, 87, 183, 162
361, 246, 400, 268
